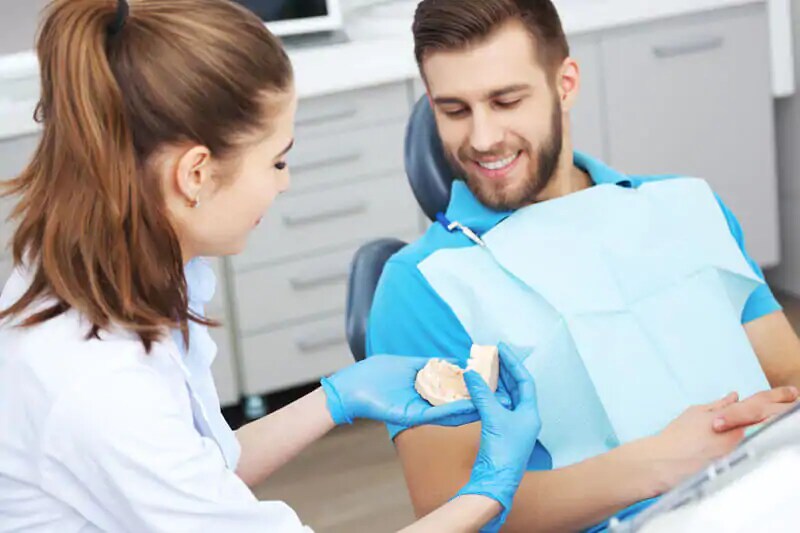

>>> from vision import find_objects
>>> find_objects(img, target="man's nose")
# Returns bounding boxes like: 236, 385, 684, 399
469, 110, 505, 153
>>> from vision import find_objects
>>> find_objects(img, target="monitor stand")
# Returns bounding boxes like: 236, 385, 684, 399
281, 30, 350, 50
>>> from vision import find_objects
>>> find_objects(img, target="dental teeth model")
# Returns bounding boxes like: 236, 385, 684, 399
415, 345, 499, 406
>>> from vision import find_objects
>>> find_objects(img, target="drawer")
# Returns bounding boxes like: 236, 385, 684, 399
234, 173, 419, 269
234, 246, 356, 334
239, 314, 352, 394
288, 121, 405, 192
295, 83, 410, 138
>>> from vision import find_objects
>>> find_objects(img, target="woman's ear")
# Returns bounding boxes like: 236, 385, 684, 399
174, 145, 213, 207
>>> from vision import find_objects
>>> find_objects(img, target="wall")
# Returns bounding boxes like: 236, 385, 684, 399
768, 0, 800, 296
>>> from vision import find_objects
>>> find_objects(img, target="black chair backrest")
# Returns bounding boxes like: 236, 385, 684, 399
346, 238, 408, 362
405, 96, 456, 221
344, 97, 455, 362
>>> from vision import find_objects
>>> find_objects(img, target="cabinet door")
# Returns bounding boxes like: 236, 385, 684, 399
569, 35, 606, 160
238, 314, 352, 395
601, 6, 780, 266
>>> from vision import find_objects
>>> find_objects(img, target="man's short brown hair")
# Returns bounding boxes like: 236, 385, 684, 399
413, 0, 569, 75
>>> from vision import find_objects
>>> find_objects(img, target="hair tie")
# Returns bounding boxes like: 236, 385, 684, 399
108, 0, 129, 36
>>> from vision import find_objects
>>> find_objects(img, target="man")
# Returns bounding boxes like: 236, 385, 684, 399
367, 0, 800, 530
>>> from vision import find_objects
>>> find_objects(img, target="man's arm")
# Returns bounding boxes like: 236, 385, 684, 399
746, 311, 800, 388
396, 389, 799, 533
713, 195, 800, 389
396, 424, 662, 533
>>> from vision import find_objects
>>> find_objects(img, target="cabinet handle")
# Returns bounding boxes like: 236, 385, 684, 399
289, 265, 350, 291
653, 36, 724, 59
296, 326, 346, 353
291, 152, 362, 174
296, 107, 358, 127
282, 200, 367, 227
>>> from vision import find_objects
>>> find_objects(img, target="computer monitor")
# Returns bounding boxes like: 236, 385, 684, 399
233, 0, 344, 38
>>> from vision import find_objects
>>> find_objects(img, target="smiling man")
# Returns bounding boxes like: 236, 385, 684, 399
366, 0, 800, 531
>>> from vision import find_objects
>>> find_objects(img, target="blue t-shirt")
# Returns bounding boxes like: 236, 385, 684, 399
367, 151, 781, 444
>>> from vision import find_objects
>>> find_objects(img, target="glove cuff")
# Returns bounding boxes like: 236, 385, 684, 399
454, 486, 510, 533
320, 377, 353, 426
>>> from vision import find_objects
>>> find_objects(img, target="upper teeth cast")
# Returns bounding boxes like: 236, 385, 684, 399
478, 153, 518, 171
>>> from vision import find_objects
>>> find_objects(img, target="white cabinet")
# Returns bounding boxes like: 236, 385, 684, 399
228, 82, 421, 396
601, 5, 780, 266
768, 0, 800, 296
569, 35, 606, 160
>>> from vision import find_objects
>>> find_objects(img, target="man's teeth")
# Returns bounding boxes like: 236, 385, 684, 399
478, 153, 518, 170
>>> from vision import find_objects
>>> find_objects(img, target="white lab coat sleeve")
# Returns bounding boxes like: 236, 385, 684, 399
37, 365, 313, 533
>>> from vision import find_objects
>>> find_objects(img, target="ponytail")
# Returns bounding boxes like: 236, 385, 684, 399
2, 0, 291, 351
0, 0, 267, 350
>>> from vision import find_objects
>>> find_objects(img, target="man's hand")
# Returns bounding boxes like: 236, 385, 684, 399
711, 386, 799, 432
647, 392, 742, 490
646, 387, 799, 491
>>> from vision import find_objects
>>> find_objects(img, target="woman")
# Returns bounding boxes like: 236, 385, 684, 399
0, 1, 540, 532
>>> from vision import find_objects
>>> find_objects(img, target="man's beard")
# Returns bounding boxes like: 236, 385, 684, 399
447, 101, 564, 211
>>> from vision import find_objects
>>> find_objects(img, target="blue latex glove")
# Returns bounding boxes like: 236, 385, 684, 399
457, 344, 541, 533
321, 355, 483, 428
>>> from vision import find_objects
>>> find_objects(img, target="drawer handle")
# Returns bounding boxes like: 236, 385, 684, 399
296, 108, 358, 127
291, 152, 362, 174
653, 36, 724, 59
290, 265, 350, 291
282, 200, 367, 227
296, 327, 346, 353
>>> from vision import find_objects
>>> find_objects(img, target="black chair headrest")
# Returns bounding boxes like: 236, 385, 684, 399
404, 96, 455, 221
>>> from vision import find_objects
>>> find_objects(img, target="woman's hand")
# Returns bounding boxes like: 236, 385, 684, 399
321, 355, 485, 428
456, 344, 541, 532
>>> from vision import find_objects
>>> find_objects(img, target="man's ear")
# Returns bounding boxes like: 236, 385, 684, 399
557, 57, 581, 113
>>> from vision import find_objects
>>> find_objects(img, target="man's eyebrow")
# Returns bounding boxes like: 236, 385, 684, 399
433, 84, 532, 106
488, 84, 532, 98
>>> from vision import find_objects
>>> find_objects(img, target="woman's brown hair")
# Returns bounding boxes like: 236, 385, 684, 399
0, 0, 293, 351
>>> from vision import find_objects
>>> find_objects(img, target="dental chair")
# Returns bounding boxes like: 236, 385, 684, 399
345, 96, 453, 362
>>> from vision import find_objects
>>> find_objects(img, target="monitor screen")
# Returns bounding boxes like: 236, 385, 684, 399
234, 0, 329, 22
